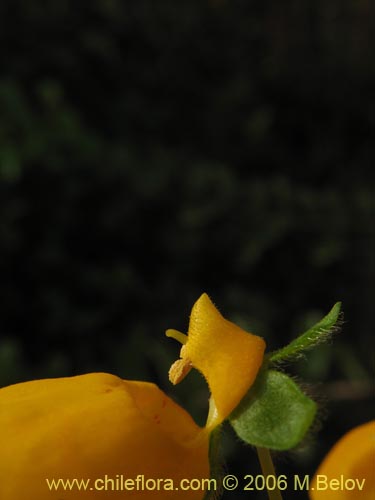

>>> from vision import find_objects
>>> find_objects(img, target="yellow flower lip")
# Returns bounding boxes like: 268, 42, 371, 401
167, 293, 266, 430
309, 420, 375, 500
0, 373, 209, 500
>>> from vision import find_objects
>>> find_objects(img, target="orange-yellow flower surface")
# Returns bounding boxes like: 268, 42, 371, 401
310, 420, 375, 500
167, 293, 266, 429
0, 373, 209, 500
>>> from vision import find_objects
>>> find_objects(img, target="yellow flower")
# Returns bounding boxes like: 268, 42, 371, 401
167, 293, 266, 430
309, 420, 375, 500
0, 373, 209, 500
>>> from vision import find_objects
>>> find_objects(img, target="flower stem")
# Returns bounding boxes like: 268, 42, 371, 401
256, 447, 283, 500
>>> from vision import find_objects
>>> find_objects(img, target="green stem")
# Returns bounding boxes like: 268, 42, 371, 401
256, 447, 283, 500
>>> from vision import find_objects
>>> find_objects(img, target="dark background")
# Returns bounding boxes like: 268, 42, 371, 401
0, 1, 373, 498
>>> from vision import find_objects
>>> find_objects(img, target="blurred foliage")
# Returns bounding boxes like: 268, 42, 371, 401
0, 0, 374, 498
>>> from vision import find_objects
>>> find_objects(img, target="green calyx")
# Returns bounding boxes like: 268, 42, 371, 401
229, 303, 342, 450
268, 302, 342, 364
229, 369, 316, 450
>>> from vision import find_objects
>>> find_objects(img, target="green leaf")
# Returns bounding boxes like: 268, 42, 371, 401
268, 302, 342, 364
229, 370, 316, 450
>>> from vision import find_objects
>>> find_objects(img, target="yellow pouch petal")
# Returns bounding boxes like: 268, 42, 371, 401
310, 420, 375, 500
0, 373, 209, 500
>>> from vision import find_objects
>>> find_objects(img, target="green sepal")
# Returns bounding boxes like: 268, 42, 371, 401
229, 369, 316, 450
268, 302, 342, 364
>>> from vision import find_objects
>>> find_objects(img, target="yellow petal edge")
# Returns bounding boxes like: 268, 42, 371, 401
309, 420, 375, 500
167, 293, 266, 430
0, 373, 209, 500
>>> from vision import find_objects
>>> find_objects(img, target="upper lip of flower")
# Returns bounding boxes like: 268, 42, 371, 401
166, 293, 266, 430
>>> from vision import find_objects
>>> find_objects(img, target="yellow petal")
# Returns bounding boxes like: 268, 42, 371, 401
0, 373, 209, 500
168, 293, 266, 429
309, 420, 375, 500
